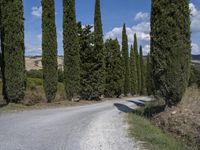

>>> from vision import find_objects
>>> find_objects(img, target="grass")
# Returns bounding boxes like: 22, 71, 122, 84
128, 99, 188, 150
128, 113, 187, 150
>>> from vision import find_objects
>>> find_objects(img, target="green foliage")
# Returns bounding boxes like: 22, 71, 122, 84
93, 0, 105, 99
146, 54, 153, 95
104, 39, 123, 97
27, 78, 43, 90
27, 69, 43, 79
42, 0, 58, 103
1, 0, 26, 103
58, 69, 64, 83
150, 0, 191, 106
77, 23, 95, 100
130, 44, 137, 95
63, 0, 80, 100
189, 65, 200, 87
128, 113, 187, 150
139, 46, 145, 95
132, 34, 141, 94
122, 24, 130, 96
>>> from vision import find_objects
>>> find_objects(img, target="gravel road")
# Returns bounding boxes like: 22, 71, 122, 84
0, 97, 151, 150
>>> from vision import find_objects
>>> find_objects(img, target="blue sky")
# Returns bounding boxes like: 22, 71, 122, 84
24, 0, 200, 56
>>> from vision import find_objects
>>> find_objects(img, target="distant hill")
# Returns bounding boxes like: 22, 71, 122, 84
26, 56, 64, 71
25, 55, 200, 71
192, 55, 200, 61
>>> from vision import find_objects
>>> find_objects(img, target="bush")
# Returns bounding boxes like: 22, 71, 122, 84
189, 65, 200, 87
27, 69, 43, 79
27, 78, 43, 90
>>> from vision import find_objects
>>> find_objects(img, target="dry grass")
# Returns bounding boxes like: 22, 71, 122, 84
25, 56, 64, 71
153, 86, 200, 149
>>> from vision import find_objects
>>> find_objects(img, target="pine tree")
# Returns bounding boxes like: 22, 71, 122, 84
63, 0, 80, 100
146, 54, 153, 95
151, 0, 191, 106
42, 0, 58, 103
93, 0, 105, 99
104, 39, 123, 97
122, 24, 130, 96
1, 0, 25, 103
139, 46, 145, 95
130, 45, 137, 95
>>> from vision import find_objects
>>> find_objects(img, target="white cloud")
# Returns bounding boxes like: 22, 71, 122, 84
192, 43, 200, 55
104, 21, 150, 51
189, 3, 200, 33
143, 45, 150, 55
105, 10, 151, 52
37, 34, 42, 41
134, 12, 149, 21
31, 6, 42, 18
25, 43, 42, 55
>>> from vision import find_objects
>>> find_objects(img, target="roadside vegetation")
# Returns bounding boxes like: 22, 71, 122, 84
128, 64, 200, 149
128, 113, 187, 150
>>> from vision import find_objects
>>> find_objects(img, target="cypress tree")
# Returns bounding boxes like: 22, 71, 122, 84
63, 0, 80, 100
122, 24, 130, 96
133, 34, 140, 94
130, 45, 137, 95
1, 0, 25, 103
42, 0, 58, 103
93, 0, 105, 99
0, 0, 7, 101
146, 54, 153, 95
139, 46, 145, 95
151, 0, 191, 106
104, 39, 123, 97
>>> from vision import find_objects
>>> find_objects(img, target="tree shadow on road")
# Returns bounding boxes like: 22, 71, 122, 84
0, 104, 7, 108
114, 103, 134, 113
127, 100, 145, 107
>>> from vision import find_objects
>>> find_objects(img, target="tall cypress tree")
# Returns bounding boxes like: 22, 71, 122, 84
1, 0, 25, 103
0, 0, 7, 101
122, 24, 130, 96
93, 0, 105, 99
151, 0, 191, 106
63, 0, 80, 100
139, 46, 145, 95
104, 39, 123, 97
133, 34, 140, 94
146, 54, 153, 95
42, 0, 58, 103
130, 45, 137, 95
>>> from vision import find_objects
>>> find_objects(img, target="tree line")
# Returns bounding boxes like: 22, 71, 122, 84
0, 0, 191, 108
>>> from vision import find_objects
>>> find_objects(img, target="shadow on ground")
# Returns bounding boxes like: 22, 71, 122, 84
114, 103, 134, 113
0, 104, 7, 108
127, 100, 145, 107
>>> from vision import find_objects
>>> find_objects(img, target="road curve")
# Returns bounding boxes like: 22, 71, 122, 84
0, 97, 151, 150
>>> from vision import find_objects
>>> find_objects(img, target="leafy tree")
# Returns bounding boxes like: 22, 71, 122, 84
130, 45, 137, 95
151, 0, 191, 106
77, 23, 95, 100
122, 24, 130, 96
92, 0, 105, 99
42, 0, 58, 103
63, 0, 80, 100
139, 46, 145, 95
1, 0, 26, 103
104, 39, 123, 97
